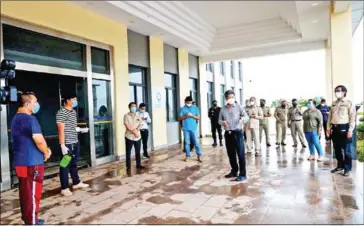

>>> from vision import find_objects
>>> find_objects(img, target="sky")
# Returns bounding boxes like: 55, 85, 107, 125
242, 18, 363, 105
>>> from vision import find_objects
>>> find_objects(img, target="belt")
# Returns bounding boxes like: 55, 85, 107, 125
226, 129, 242, 134
332, 123, 349, 129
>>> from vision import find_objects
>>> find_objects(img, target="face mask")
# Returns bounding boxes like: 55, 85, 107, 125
321, 104, 325, 106
72, 100, 78, 108
292, 102, 298, 107
282, 104, 286, 107
227, 98, 235, 105
130, 107, 137, 113
186, 104, 192, 107
213, 103, 217, 107
250, 101, 255, 106
260, 102, 265, 107
32, 103, 40, 114
335, 92, 343, 99
307, 104, 313, 109
140, 109, 145, 113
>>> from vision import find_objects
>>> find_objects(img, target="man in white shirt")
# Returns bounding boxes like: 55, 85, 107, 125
139, 103, 152, 159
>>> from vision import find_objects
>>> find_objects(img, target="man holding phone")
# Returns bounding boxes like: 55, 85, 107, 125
11, 91, 51, 225
139, 103, 151, 159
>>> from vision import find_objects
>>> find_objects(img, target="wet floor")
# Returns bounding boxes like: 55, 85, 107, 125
1, 137, 363, 224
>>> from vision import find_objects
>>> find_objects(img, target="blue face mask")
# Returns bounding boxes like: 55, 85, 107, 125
33, 103, 40, 114
72, 100, 78, 108
140, 109, 145, 113
307, 104, 313, 109
130, 107, 137, 113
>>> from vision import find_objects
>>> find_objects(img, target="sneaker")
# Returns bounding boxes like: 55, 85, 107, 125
235, 176, 247, 182
184, 157, 191, 162
307, 155, 315, 161
197, 156, 203, 162
225, 172, 237, 178
331, 168, 343, 174
317, 157, 323, 162
61, 188, 73, 197
73, 182, 89, 190
343, 170, 350, 177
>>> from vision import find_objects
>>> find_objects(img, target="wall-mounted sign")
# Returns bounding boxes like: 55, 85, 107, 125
152, 87, 165, 109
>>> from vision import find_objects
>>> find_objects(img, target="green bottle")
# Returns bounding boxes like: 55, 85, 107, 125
60, 154, 72, 168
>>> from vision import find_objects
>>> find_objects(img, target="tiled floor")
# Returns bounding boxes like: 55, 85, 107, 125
1, 136, 363, 225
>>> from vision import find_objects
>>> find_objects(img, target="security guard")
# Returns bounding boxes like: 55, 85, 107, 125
327, 85, 356, 176
274, 100, 288, 146
208, 100, 223, 147
288, 98, 307, 148
259, 99, 271, 147
245, 97, 263, 156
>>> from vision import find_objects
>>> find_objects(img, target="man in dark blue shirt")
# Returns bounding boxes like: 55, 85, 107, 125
316, 99, 330, 141
11, 92, 51, 225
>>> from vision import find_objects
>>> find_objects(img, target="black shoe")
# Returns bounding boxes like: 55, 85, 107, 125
143, 154, 151, 159
212, 142, 217, 147
292, 144, 297, 148
137, 165, 145, 169
281, 142, 287, 146
276, 142, 280, 146
267, 143, 271, 147
225, 172, 237, 178
302, 144, 307, 148
343, 170, 350, 177
220, 140, 223, 146
331, 168, 343, 173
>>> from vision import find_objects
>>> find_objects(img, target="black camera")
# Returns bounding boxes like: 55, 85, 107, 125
0, 59, 17, 105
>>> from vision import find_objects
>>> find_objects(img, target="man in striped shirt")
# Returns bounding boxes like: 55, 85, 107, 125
56, 93, 89, 196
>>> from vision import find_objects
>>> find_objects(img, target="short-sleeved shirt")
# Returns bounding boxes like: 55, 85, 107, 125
316, 104, 330, 121
124, 112, 142, 141
11, 113, 44, 166
179, 105, 200, 131
218, 103, 249, 130
303, 109, 323, 133
56, 108, 78, 144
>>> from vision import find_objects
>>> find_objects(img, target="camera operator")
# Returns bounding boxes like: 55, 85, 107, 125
11, 91, 51, 225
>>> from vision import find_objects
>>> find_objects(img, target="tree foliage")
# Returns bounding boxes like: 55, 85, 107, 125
270, 96, 324, 108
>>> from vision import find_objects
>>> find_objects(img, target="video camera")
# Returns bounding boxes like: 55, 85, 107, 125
0, 59, 17, 105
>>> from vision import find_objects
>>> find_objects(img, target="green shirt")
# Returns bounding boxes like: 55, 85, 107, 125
303, 109, 323, 132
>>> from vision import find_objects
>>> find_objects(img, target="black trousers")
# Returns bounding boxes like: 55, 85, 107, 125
140, 129, 149, 155
322, 120, 330, 140
211, 122, 222, 141
125, 137, 142, 169
225, 130, 246, 177
331, 124, 352, 171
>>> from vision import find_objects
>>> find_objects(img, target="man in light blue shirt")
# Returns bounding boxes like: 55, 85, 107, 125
179, 96, 202, 162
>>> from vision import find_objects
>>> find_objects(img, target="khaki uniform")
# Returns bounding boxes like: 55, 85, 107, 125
288, 106, 307, 146
259, 106, 271, 145
274, 106, 288, 143
328, 98, 356, 171
246, 105, 263, 153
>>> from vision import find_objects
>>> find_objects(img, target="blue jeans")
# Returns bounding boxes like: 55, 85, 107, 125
60, 143, 81, 189
183, 130, 201, 157
304, 131, 323, 156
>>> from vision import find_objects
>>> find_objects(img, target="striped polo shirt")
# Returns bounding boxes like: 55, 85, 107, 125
56, 107, 78, 144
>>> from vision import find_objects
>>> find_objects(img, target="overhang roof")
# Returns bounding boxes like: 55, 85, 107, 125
71, 1, 363, 62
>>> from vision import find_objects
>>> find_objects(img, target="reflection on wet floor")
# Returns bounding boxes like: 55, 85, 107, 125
1, 137, 363, 225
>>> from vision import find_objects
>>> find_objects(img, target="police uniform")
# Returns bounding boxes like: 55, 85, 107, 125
208, 106, 223, 145
328, 98, 356, 173
246, 105, 263, 155
288, 106, 307, 147
259, 106, 271, 145
274, 106, 288, 145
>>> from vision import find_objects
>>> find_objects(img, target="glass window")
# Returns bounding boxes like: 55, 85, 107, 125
230, 61, 234, 78
3, 24, 86, 71
129, 86, 135, 102
207, 82, 214, 109
206, 63, 213, 72
238, 62, 242, 81
129, 66, 143, 84
220, 85, 225, 106
220, 62, 225, 76
165, 73, 177, 122
92, 79, 113, 158
189, 78, 198, 106
129, 65, 148, 107
91, 47, 110, 74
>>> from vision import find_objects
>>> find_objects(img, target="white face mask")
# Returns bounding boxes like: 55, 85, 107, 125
335, 92, 343, 99
186, 104, 192, 107
227, 98, 235, 105
250, 101, 255, 106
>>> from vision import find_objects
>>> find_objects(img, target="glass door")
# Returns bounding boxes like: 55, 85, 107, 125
92, 79, 113, 158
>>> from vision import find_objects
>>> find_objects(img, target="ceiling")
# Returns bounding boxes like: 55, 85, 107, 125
70, 1, 363, 62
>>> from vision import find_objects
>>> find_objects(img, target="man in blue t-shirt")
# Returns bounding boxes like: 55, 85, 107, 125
316, 99, 330, 141
178, 96, 202, 162
11, 92, 51, 225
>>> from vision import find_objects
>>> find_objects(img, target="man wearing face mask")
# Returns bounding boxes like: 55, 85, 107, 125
274, 100, 288, 146
124, 102, 145, 171
288, 99, 307, 148
179, 96, 202, 162
327, 85, 356, 177
208, 100, 223, 147
11, 92, 52, 225
219, 90, 249, 182
316, 99, 330, 141
56, 93, 89, 196
139, 103, 151, 159
245, 97, 263, 156
259, 99, 272, 147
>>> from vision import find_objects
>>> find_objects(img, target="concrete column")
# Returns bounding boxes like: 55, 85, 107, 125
329, 3, 354, 101
149, 36, 167, 148
198, 57, 208, 137
325, 40, 333, 104
213, 63, 221, 105
178, 48, 190, 107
